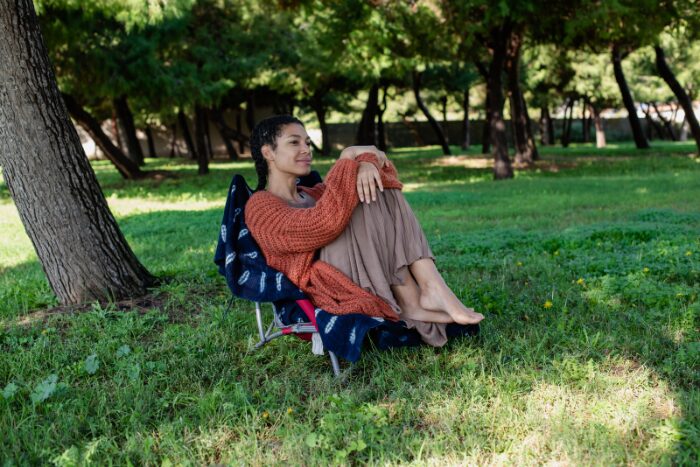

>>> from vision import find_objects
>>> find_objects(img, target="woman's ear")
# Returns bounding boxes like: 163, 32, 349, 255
261, 144, 275, 162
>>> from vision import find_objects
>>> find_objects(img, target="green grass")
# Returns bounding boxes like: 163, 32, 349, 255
1, 141, 699, 465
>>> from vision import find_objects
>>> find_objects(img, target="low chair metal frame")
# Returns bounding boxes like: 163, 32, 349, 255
252, 300, 341, 377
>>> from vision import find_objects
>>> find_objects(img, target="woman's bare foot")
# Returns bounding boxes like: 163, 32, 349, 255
419, 282, 484, 325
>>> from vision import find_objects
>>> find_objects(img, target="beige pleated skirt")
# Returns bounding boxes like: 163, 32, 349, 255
318, 189, 450, 347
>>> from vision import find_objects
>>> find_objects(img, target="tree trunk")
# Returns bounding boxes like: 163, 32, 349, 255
505, 31, 535, 165
169, 123, 179, 158
177, 110, 197, 159
377, 85, 388, 151
145, 125, 157, 158
245, 93, 255, 132
194, 105, 209, 175
0, 0, 154, 305
642, 104, 665, 140
582, 96, 590, 143
211, 108, 239, 160
440, 95, 449, 145
112, 110, 123, 151
539, 107, 550, 145
203, 109, 214, 159
310, 93, 331, 157
62, 93, 144, 179
592, 106, 606, 148
462, 89, 470, 150
481, 115, 490, 154
413, 70, 451, 155
485, 25, 514, 179
561, 98, 575, 147
652, 102, 677, 140
356, 83, 379, 145
655, 46, 700, 152
522, 94, 539, 160
113, 95, 145, 165
612, 46, 649, 149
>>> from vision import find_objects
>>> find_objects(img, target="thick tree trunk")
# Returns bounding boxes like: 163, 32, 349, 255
145, 125, 157, 158
0, 0, 154, 304
413, 70, 451, 155
592, 106, 606, 148
655, 46, 700, 152
194, 105, 209, 175
310, 92, 331, 156
113, 95, 145, 165
356, 83, 379, 145
62, 93, 144, 179
211, 108, 239, 160
505, 31, 536, 164
462, 89, 470, 150
177, 110, 197, 159
612, 46, 649, 149
483, 24, 514, 178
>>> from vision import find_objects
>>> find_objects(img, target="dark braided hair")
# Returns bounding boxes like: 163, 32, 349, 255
250, 115, 304, 191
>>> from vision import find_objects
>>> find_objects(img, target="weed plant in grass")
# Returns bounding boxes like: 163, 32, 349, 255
1, 142, 699, 464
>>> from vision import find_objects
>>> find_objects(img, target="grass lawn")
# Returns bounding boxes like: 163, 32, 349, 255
1, 141, 699, 465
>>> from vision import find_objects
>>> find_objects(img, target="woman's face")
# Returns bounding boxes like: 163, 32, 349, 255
263, 123, 313, 177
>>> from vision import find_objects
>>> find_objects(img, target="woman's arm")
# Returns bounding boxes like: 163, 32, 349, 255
246, 158, 364, 254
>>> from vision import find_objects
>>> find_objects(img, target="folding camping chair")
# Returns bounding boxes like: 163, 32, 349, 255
252, 300, 341, 376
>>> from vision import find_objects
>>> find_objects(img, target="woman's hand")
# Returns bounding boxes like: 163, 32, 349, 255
339, 145, 388, 168
357, 162, 383, 204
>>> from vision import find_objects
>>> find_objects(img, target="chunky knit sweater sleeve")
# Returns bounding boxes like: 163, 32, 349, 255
246, 158, 364, 254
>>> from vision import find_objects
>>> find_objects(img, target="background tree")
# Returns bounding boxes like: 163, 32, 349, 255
0, 0, 154, 304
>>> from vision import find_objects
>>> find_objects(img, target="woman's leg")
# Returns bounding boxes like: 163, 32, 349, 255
390, 270, 455, 323
409, 258, 484, 325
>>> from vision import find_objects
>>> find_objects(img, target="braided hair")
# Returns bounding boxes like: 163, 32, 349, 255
250, 115, 304, 191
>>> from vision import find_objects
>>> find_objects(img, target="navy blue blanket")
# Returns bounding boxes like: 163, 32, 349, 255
214, 173, 478, 362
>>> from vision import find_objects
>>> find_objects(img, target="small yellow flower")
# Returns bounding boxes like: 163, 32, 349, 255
287, 407, 293, 415
576, 278, 585, 285
543, 300, 553, 309
554, 250, 560, 256
643, 267, 650, 273
686, 250, 693, 256
262, 411, 269, 419
516, 261, 523, 267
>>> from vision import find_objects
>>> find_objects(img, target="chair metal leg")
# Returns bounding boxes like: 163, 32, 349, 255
328, 351, 341, 377
254, 302, 265, 344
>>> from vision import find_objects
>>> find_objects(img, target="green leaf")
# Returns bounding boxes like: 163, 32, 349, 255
84, 354, 100, 375
30, 374, 58, 404
2, 382, 18, 400
116, 345, 131, 358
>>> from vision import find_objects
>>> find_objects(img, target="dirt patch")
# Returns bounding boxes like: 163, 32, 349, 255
4, 291, 204, 330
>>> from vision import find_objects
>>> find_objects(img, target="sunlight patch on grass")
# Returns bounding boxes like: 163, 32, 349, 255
106, 197, 224, 216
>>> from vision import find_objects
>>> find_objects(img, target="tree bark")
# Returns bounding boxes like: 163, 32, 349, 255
461, 89, 470, 150
113, 95, 145, 165
145, 125, 157, 158
642, 104, 665, 140
177, 110, 197, 159
356, 83, 379, 145
440, 95, 449, 145
194, 105, 209, 175
561, 98, 575, 147
377, 85, 388, 151
413, 70, 451, 155
62, 93, 144, 179
203, 109, 214, 159
522, 94, 539, 161
169, 123, 179, 158
651, 102, 677, 140
582, 96, 590, 143
612, 46, 649, 149
0, 0, 154, 304
505, 31, 536, 164
310, 92, 331, 156
655, 46, 700, 152
211, 108, 239, 160
485, 25, 514, 179
591, 106, 606, 148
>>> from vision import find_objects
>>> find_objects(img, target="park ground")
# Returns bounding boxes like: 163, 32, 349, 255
1, 142, 699, 465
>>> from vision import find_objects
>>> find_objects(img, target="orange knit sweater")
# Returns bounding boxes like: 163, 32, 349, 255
245, 153, 403, 320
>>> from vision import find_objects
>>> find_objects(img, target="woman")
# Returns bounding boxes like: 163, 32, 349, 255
245, 115, 483, 346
